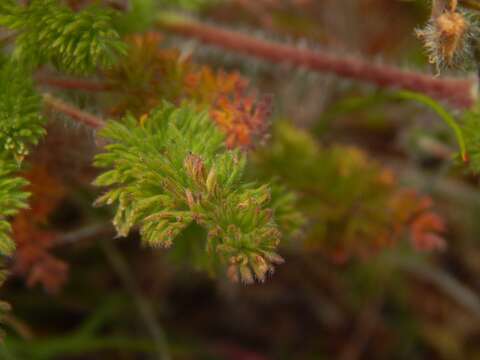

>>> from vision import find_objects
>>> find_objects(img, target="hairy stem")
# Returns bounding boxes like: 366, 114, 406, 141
37, 76, 113, 92
156, 14, 477, 109
42, 93, 106, 129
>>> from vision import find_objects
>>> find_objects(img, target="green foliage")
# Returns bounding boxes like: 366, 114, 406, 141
0, 161, 29, 257
94, 103, 300, 283
0, 61, 45, 163
0, 0, 127, 256
0, 0, 126, 74
114, 0, 157, 34
461, 107, 480, 173
0, 60, 46, 257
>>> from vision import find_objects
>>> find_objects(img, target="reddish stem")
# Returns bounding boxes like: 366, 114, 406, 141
37, 76, 113, 92
157, 16, 477, 109
43, 94, 106, 129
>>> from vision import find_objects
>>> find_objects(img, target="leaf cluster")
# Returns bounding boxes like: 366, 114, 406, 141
0, 0, 126, 74
0, 60, 46, 257
0, 161, 28, 257
94, 103, 301, 283
107, 33, 270, 149
0, 0, 128, 260
0, 60, 45, 163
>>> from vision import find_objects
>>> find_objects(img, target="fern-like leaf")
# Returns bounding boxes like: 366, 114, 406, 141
0, 160, 29, 257
0, 60, 45, 163
0, 59, 47, 256
1, 0, 126, 74
94, 103, 294, 283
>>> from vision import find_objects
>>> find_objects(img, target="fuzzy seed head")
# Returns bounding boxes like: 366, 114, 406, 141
416, 8, 476, 71
436, 12, 468, 65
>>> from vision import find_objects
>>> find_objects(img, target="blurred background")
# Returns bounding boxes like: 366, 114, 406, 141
4, 0, 480, 359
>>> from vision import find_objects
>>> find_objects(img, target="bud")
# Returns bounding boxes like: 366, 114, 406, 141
436, 11, 468, 65
239, 264, 254, 284
206, 167, 218, 194
263, 251, 285, 265
162, 238, 173, 248
416, 3, 475, 71
256, 189, 271, 206
262, 208, 273, 223
237, 200, 250, 210
251, 255, 269, 282
184, 153, 205, 184
227, 264, 240, 283
185, 189, 195, 208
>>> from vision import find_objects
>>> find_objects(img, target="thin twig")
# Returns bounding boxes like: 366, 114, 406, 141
156, 14, 478, 109
101, 239, 171, 360
42, 93, 106, 129
55, 223, 115, 246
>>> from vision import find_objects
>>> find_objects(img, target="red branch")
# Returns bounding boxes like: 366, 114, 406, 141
157, 16, 478, 109
36, 76, 113, 92
43, 94, 106, 129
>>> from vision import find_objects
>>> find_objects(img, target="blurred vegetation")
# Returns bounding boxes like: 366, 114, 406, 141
2, 0, 480, 359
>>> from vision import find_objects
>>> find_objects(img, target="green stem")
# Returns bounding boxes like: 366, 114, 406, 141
395, 91, 467, 162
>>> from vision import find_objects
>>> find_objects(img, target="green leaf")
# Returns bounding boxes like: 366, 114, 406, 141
94, 103, 300, 283
2, 0, 126, 74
